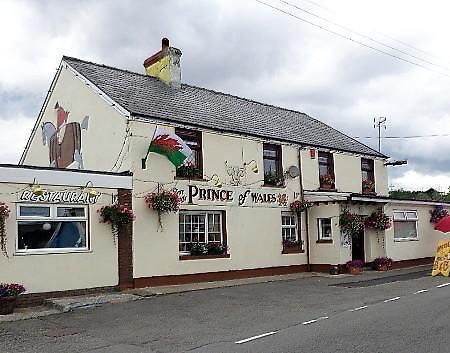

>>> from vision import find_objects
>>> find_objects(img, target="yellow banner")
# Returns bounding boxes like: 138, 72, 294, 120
432, 239, 450, 276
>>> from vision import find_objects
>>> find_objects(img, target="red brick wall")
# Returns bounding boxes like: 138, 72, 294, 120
117, 189, 134, 289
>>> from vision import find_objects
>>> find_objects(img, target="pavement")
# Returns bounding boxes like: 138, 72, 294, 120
0, 265, 431, 322
1, 264, 448, 352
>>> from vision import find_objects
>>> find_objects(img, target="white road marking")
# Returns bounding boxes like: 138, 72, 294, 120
384, 296, 401, 303
302, 316, 329, 325
413, 289, 428, 294
437, 283, 450, 288
235, 331, 278, 344
349, 305, 368, 312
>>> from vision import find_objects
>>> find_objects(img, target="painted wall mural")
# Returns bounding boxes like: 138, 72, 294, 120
41, 102, 89, 169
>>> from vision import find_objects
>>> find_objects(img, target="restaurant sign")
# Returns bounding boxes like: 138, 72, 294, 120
19, 190, 101, 204
173, 184, 299, 208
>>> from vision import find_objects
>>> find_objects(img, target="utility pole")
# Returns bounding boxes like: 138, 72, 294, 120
374, 117, 387, 152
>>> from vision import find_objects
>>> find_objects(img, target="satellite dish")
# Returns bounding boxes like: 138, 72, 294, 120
287, 165, 300, 178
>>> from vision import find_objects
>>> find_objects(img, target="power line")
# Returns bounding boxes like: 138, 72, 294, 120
280, 0, 450, 74
354, 133, 450, 139
255, 0, 450, 79
292, 0, 434, 58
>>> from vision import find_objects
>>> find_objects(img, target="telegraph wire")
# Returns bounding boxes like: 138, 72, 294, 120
354, 133, 450, 139
255, 0, 450, 79
280, 0, 450, 74
292, 0, 435, 58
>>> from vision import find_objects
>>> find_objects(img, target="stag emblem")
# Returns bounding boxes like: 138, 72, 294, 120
41, 102, 89, 169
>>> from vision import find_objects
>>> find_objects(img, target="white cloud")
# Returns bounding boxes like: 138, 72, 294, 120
2, 0, 450, 190
391, 170, 450, 192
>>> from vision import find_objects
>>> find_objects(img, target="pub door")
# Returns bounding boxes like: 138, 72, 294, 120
352, 229, 365, 261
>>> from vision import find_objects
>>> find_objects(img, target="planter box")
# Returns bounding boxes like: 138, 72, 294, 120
0, 296, 17, 315
377, 264, 390, 272
282, 247, 304, 254
320, 184, 333, 189
362, 188, 375, 194
349, 267, 361, 274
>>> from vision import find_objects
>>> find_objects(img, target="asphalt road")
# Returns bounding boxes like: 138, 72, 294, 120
1, 268, 450, 353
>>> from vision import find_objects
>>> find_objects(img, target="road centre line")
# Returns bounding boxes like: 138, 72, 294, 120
235, 331, 278, 344
436, 283, 450, 288
383, 296, 401, 303
413, 289, 428, 294
302, 316, 329, 325
349, 305, 368, 312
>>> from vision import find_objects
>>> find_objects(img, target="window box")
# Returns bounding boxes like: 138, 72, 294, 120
316, 239, 333, 244
282, 247, 304, 254
179, 254, 230, 261
362, 188, 376, 194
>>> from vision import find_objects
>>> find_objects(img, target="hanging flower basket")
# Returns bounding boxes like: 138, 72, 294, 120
289, 200, 312, 214
430, 205, 448, 223
98, 204, 136, 240
144, 190, 180, 229
365, 209, 391, 231
339, 209, 365, 236
0, 202, 11, 257
0, 283, 26, 315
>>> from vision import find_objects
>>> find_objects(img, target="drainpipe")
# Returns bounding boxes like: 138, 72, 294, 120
298, 147, 311, 272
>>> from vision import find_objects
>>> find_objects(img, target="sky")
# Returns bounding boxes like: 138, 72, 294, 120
1, 0, 450, 191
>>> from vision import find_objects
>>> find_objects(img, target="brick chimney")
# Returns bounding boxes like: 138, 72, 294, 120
143, 38, 182, 88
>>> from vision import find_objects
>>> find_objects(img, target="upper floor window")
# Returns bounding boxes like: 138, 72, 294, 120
263, 143, 283, 186
361, 158, 375, 193
318, 152, 334, 188
175, 128, 203, 179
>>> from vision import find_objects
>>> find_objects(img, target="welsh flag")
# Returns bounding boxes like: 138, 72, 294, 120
147, 127, 193, 167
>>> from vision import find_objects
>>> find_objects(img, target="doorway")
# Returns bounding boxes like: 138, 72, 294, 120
352, 229, 365, 261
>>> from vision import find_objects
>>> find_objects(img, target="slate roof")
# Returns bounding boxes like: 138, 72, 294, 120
63, 56, 386, 158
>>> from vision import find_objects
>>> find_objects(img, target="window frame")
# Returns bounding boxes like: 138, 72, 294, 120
318, 151, 334, 186
393, 210, 418, 241
281, 211, 299, 242
178, 210, 227, 255
317, 218, 333, 241
263, 143, 283, 186
175, 127, 203, 178
361, 158, 375, 187
16, 203, 90, 255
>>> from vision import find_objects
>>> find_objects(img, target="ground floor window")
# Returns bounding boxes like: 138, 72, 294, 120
393, 210, 418, 240
281, 211, 298, 242
17, 204, 88, 253
318, 218, 332, 240
179, 210, 226, 254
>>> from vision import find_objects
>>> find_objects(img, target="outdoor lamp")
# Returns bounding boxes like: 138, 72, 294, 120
245, 160, 258, 174
210, 174, 223, 188
84, 181, 98, 197
31, 179, 44, 196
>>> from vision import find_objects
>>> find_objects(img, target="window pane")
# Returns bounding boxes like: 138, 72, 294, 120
319, 164, 329, 177
19, 206, 50, 217
394, 221, 417, 239
393, 211, 406, 220
264, 159, 277, 175
406, 211, 418, 220
18, 221, 86, 250
57, 207, 85, 217
320, 219, 332, 239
